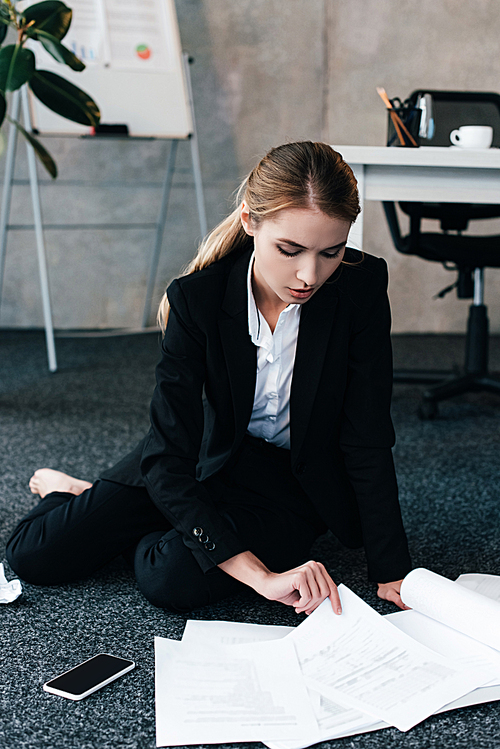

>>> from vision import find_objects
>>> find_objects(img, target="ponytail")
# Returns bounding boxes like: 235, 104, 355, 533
157, 182, 253, 330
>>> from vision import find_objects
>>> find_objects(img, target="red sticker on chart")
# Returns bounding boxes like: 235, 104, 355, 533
136, 44, 151, 60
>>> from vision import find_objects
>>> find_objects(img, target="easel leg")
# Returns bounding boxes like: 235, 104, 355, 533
141, 55, 208, 328
142, 138, 178, 328
190, 132, 208, 239
183, 53, 207, 238
21, 86, 57, 372
0, 89, 21, 311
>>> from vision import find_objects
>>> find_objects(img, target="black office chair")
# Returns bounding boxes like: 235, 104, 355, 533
383, 90, 500, 419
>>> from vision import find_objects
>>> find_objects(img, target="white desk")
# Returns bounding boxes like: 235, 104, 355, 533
334, 146, 500, 250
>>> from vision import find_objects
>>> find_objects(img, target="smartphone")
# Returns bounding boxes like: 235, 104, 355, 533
43, 654, 135, 700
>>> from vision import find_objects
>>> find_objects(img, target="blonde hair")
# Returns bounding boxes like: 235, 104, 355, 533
158, 141, 361, 330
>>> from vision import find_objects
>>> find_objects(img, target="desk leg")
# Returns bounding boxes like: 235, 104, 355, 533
348, 163, 364, 251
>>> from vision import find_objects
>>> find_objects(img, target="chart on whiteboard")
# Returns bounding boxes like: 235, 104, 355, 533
24, 0, 176, 72
58, 0, 103, 65
22, 0, 191, 137
103, 0, 175, 71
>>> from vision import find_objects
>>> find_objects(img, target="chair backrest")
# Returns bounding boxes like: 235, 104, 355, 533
409, 90, 500, 148
392, 91, 500, 231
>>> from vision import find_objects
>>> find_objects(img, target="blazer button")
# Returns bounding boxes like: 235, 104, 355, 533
192, 527, 203, 537
204, 542, 216, 551
199, 533, 209, 544
296, 462, 306, 475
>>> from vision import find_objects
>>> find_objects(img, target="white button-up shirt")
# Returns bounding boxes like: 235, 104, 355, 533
246, 252, 301, 449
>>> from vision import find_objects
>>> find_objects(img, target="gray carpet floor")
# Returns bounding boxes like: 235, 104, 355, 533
1, 330, 499, 749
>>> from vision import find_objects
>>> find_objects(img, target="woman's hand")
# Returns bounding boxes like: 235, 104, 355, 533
377, 579, 410, 610
218, 552, 341, 615
258, 561, 342, 615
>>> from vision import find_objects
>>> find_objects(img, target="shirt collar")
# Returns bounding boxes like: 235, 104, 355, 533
247, 251, 262, 345
247, 251, 300, 347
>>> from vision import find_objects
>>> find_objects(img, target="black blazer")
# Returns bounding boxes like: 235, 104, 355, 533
101, 246, 411, 583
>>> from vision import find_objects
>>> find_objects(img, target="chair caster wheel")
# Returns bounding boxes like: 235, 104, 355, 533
418, 400, 438, 420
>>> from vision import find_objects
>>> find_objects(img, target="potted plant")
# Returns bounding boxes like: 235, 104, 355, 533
0, 0, 100, 177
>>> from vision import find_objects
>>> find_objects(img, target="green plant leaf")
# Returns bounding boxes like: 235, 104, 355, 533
29, 70, 100, 126
23, 1, 72, 41
0, 45, 36, 91
35, 31, 85, 71
7, 115, 57, 178
0, 90, 6, 126
0, 4, 10, 44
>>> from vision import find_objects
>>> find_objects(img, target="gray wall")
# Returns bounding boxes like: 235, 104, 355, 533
1, 0, 499, 331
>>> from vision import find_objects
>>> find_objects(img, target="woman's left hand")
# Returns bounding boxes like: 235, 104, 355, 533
377, 579, 410, 610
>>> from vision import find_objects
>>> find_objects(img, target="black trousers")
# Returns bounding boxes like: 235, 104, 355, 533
6, 436, 327, 613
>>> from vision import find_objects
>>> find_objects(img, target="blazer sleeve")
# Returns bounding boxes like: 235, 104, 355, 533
339, 259, 412, 583
140, 279, 247, 573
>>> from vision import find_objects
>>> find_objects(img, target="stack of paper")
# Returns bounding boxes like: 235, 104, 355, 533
155, 569, 500, 748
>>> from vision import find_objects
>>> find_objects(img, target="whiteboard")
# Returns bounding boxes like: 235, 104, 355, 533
25, 0, 192, 138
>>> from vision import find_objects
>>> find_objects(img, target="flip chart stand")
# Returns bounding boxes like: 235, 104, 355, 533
142, 53, 207, 328
0, 86, 57, 372
0, 56, 207, 372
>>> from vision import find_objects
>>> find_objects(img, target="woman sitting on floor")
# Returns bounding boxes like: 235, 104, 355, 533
6, 141, 411, 615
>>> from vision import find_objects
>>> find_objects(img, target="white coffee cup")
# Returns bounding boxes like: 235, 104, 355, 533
450, 125, 493, 149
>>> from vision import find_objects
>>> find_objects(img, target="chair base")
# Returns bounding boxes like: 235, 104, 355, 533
418, 373, 500, 420
393, 369, 455, 384
393, 303, 500, 419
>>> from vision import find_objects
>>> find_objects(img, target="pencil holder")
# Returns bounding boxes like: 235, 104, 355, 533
387, 106, 421, 147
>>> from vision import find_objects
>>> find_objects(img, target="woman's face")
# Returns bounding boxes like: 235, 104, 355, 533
241, 205, 351, 309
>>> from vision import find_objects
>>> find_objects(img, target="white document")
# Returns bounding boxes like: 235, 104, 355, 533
401, 568, 500, 651
104, 0, 174, 71
20, 0, 106, 66
386, 609, 500, 684
182, 619, 294, 645
0, 563, 22, 604
65, 0, 106, 65
264, 687, 385, 749
155, 635, 319, 747
456, 572, 500, 602
179, 581, 500, 749
23, 0, 174, 71
182, 619, 381, 747
289, 585, 493, 732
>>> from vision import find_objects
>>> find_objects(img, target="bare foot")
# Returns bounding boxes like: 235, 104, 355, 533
29, 469, 93, 499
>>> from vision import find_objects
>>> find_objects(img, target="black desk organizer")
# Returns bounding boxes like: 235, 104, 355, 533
387, 98, 422, 147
